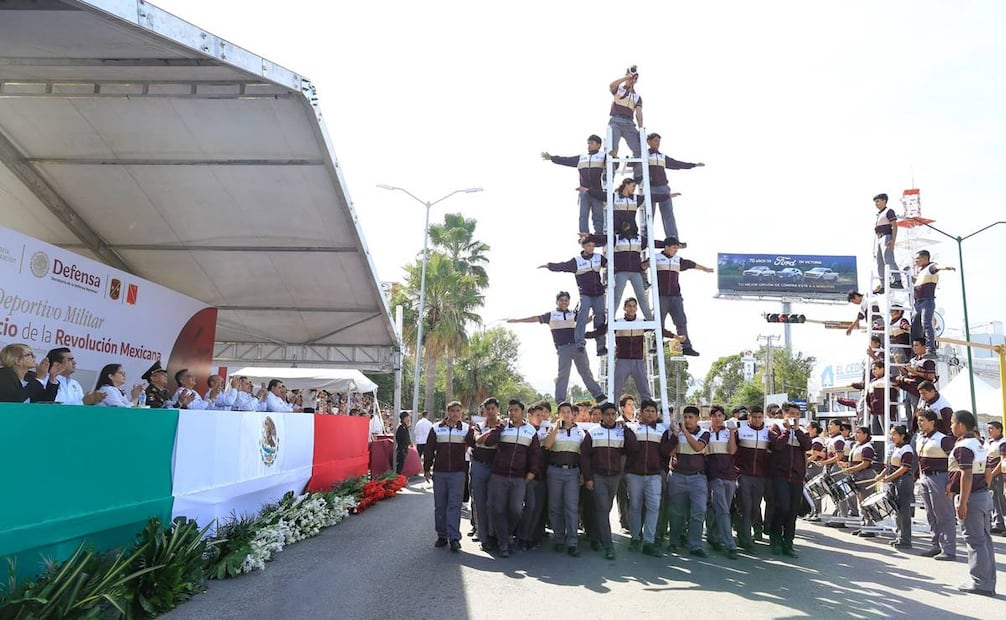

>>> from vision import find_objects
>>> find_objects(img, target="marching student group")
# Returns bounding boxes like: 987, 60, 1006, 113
416, 68, 1001, 598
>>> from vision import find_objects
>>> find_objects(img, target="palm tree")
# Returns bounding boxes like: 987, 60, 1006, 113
427, 213, 491, 402
455, 327, 522, 409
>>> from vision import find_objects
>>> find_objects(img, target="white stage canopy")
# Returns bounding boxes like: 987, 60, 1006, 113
940, 371, 1003, 419
231, 367, 378, 394
0, 0, 400, 372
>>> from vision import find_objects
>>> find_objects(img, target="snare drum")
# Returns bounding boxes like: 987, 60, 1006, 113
830, 475, 856, 503
806, 473, 837, 501
861, 491, 897, 521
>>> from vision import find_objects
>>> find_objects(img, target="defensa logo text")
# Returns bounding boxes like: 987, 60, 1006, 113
49, 257, 102, 293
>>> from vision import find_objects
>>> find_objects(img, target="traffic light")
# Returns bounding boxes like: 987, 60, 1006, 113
765, 313, 806, 323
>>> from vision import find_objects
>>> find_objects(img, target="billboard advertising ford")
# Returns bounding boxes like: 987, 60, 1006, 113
716, 253, 858, 301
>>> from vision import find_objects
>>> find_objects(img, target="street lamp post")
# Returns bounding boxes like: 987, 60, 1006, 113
924, 220, 1005, 413
377, 184, 483, 427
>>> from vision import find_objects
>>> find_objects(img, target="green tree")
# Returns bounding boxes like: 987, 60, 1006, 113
703, 353, 745, 403
454, 327, 522, 410
732, 380, 766, 409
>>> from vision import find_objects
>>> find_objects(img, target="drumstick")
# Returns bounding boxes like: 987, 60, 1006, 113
854, 479, 882, 490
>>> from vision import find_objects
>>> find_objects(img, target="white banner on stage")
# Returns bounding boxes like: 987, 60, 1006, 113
171, 410, 315, 531
0, 224, 215, 390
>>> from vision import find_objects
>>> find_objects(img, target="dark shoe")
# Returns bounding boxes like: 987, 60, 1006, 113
920, 547, 941, 558
805, 515, 821, 522
753, 526, 764, 541
782, 544, 799, 558
628, 539, 642, 552
688, 548, 707, 558
499, 547, 511, 558
770, 543, 782, 556
471, 534, 480, 542
890, 281, 904, 289
933, 553, 956, 561
604, 546, 616, 560
554, 542, 565, 553
590, 540, 603, 552
957, 585, 996, 597
737, 539, 754, 551
682, 348, 700, 357
892, 543, 912, 550
727, 549, 739, 560
435, 537, 449, 548
449, 539, 461, 552
468, 527, 477, 537
642, 543, 665, 558
709, 541, 724, 552
990, 527, 1006, 534
665, 542, 679, 554
859, 532, 876, 538
596, 347, 608, 357
594, 393, 607, 403
568, 546, 581, 557
825, 521, 846, 529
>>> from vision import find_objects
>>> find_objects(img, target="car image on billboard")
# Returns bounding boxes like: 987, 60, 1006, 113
717, 253, 858, 301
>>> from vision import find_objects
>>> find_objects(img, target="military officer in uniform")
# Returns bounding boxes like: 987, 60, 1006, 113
142, 361, 170, 408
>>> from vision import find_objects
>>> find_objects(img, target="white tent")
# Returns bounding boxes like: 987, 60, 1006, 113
230, 367, 378, 393
939, 371, 1003, 418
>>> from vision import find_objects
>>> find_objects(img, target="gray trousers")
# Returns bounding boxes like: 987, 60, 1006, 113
626, 473, 662, 543
991, 474, 1006, 530
920, 472, 957, 555
592, 473, 622, 546
578, 192, 605, 234
709, 478, 738, 551
875, 233, 903, 286
490, 474, 526, 552
669, 472, 708, 550
575, 294, 607, 353
555, 343, 603, 401
608, 116, 642, 178
613, 272, 654, 320
890, 475, 914, 546
659, 295, 690, 347
961, 490, 997, 593
547, 467, 581, 547
613, 358, 651, 402
433, 471, 465, 541
518, 478, 545, 543
470, 460, 494, 540
737, 474, 767, 544
650, 185, 678, 239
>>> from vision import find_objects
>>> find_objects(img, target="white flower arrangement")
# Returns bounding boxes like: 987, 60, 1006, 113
233, 491, 361, 575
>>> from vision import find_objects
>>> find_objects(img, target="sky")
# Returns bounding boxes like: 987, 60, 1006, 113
156, 0, 1006, 397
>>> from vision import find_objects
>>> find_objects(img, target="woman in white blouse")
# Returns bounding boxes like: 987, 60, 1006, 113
94, 363, 143, 407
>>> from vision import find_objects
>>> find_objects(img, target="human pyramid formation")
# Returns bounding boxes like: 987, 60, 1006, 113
418, 70, 1001, 597
508, 65, 711, 404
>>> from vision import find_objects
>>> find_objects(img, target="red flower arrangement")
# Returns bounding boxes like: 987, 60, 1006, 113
351, 474, 408, 513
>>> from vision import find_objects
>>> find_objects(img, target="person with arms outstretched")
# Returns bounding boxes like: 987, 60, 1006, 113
542, 134, 607, 235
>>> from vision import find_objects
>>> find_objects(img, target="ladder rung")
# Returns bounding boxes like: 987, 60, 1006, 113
610, 320, 662, 331
609, 157, 645, 164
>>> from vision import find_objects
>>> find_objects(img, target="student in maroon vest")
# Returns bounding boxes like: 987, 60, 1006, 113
874, 425, 915, 549
949, 410, 996, 596
767, 402, 811, 557
916, 408, 957, 560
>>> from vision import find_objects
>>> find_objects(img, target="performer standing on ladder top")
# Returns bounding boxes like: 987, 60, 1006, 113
645, 133, 704, 239
542, 135, 607, 235
872, 193, 904, 294
581, 219, 654, 320
540, 237, 608, 356
910, 249, 955, 357
506, 291, 606, 403
607, 66, 644, 178
654, 236, 712, 357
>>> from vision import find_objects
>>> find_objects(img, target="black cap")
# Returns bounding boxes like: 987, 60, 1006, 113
587, 134, 602, 144
847, 290, 862, 301
663, 236, 687, 248
873, 193, 888, 202
141, 360, 167, 382
647, 132, 661, 141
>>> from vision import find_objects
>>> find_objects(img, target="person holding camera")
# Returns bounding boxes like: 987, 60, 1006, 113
767, 403, 811, 557
608, 66, 644, 178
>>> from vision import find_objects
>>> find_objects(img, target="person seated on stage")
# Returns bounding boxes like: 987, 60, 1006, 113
93, 363, 144, 407
141, 361, 170, 408
169, 369, 204, 410
0, 343, 60, 403
838, 426, 878, 537
873, 424, 915, 550
541, 134, 607, 235
46, 348, 104, 406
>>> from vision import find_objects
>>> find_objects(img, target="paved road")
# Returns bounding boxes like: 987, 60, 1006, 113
166, 482, 1005, 619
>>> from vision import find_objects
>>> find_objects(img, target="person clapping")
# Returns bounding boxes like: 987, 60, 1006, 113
93, 363, 143, 407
